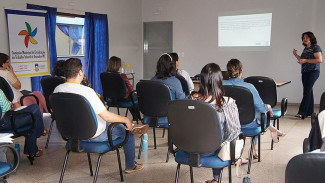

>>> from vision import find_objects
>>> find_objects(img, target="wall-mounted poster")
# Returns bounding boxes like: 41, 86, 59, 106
5, 9, 50, 77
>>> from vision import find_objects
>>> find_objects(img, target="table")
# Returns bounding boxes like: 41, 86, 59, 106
275, 81, 291, 87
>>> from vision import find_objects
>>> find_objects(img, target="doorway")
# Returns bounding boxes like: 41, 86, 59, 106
143, 21, 173, 79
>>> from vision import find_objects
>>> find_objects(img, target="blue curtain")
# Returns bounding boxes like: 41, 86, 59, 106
84, 12, 109, 95
27, 4, 57, 92
57, 24, 82, 54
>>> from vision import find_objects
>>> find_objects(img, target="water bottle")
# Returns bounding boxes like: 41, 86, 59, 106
120, 62, 125, 73
142, 133, 148, 152
14, 144, 20, 157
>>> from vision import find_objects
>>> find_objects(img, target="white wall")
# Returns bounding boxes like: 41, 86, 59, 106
142, 0, 325, 104
0, 0, 143, 90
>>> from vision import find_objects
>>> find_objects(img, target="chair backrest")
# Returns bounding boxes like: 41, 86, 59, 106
175, 75, 190, 96
244, 76, 277, 108
100, 72, 127, 102
168, 100, 222, 154
224, 85, 255, 125
49, 92, 97, 140
0, 76, 14, 102
41, 76, 66, 112
320, 92, 325, 113
285, 153, 325, 183
136, 80, 171, 117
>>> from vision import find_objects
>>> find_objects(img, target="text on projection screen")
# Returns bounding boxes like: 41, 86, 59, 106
218, 13, 272, 47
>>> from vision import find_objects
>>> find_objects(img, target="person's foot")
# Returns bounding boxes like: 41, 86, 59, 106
131, 124, 149, 135
27, 149, 43, 158
43, 129, 49, 136
295, 114, 305, 119
124, 162, 144, 173
270, 131, 279, 143
276, 130, 286, 137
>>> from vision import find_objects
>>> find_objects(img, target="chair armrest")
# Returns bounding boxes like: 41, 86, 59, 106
10, 111, 36, 136
261, 112, 268, 132
281, 98, 288, 116
20, 94, 39, 106
0, 144, 20, 178
107, 123, 130, 150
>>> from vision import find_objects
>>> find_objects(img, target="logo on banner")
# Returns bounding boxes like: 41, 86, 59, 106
18, 22, 38, 48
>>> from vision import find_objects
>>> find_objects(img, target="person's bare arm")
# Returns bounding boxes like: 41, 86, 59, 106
299, 52, 322, 64
8, 63, 21, 89
98, 110, 133, 131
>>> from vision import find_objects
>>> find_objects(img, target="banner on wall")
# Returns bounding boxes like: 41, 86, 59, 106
5, 9, 50, 77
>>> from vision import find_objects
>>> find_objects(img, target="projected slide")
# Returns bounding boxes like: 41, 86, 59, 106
218, 13, 272, 47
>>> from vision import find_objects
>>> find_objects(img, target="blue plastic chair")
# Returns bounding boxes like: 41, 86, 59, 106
40, 76, 66, 149
168, 100, 236, 183
136, 80, 172, 161
100, 72, 139, 122
224, 85, 268, 174
50, 92, 129, 183
244, 76, 288, 150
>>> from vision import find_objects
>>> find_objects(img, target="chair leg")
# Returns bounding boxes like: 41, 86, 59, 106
138, 135, 143, 159
228, 164, 232, 183
166, 148, 170, 163
258, 135, 261, 162
45, 119, 55, 149
93, 154, 103, 183
59, 150, 70, 183
247, 137, 254, 174
271, 119, 275, 150
153, 128, 157, 149
117, 107, 120, 115
125, 108, 129, 117
87, 153, 93, 176
116, 149, 124, 182
190, 166, 194, 183
162, 128, 165, 138
175, 164, 181, 183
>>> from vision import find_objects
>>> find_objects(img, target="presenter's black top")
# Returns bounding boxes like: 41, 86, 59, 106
300, 44, 322, 73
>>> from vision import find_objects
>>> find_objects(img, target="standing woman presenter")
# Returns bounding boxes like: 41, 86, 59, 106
293, 31, 322, 119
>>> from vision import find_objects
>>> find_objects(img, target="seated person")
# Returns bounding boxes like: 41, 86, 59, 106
169, 52, 194, 91
223, 58, 285, 159
51, 60, 65, 77
142, 53, 186, 126
54, 58, 148, 173
0, 89, 44, 157
0, 53, 48, 115
190, 63, 241, 183
105, 56, 141, 121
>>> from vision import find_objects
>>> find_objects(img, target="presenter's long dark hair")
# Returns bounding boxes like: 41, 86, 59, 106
193, 63, 225, 110
302, 31, 317, 46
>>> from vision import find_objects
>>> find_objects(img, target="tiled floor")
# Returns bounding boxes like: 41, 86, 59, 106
6, 104, 315, 183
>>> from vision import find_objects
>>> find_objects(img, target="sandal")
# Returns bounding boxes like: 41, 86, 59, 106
27, 149, 43, 158
43, 129, 49, 136
206, 179, 218, 183
125, 161, 144, 173
295, 114, 305, 119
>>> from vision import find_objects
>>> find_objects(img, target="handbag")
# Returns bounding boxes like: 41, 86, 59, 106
218, 138, 244, 161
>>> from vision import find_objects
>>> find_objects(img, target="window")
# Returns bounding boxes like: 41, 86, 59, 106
56, 15, 85, 56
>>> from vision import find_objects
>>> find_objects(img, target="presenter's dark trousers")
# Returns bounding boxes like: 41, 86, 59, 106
298, 70, 320, 117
